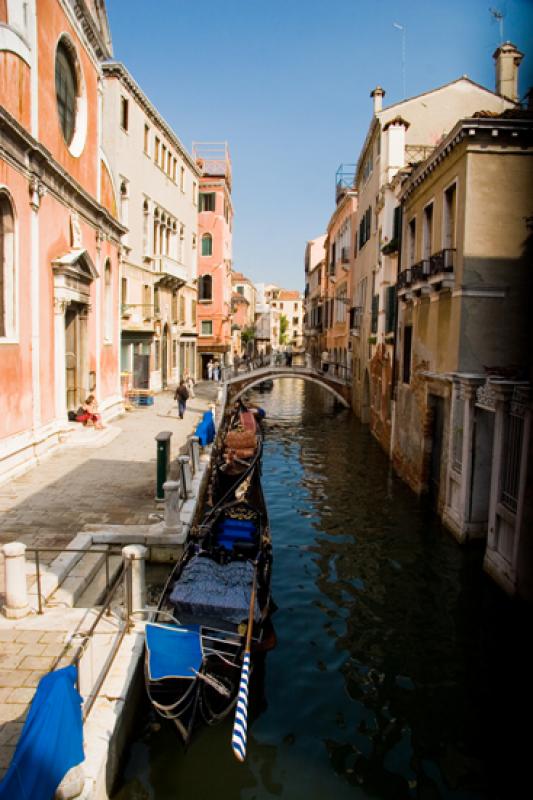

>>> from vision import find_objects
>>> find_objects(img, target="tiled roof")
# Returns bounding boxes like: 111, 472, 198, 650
278, 290, 301, 300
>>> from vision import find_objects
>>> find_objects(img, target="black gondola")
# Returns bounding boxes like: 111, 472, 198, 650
144, 405, 273, 748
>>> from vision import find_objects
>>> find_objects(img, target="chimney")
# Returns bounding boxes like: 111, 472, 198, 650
370, 86, 385, 114
493, 42, 523, 103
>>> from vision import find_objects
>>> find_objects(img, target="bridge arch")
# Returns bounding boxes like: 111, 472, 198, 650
226, 369, 350, 408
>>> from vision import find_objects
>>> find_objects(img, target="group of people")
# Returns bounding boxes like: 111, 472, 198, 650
206, 359, 221, 381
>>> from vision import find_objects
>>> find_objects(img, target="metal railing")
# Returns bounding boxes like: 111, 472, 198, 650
397, 269, 412, 290
220, 352, 352, 385
411, 259, 430, 283
26, 546, 117, 615
429, 248, 455, 276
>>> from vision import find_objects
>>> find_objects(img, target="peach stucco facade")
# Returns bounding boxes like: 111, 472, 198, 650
0, 0, 124, 483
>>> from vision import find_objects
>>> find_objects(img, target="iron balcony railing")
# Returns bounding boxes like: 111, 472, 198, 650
397, 269, 412, 290
411, 259, 431, 283
429, 248, 456, 276
349, 306, 363, 331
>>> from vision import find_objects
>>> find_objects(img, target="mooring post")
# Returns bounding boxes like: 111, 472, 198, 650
162, 479, 181, 533
155, 431, 172, 501
122, 544, 148, 621
178, 455, 193, 498
189, 435, 200, 474
2, 542, 30, 619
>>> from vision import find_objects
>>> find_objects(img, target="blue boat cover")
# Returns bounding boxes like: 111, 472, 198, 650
215, 518, 256, 551
195, 411, 215, 446
0, 665, 84, 800
145, 623, 202, 681
170, 557, 260, 624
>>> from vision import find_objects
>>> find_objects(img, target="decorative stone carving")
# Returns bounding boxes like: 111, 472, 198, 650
70, 212, 83, 248
29, 175, 45, 211
53, 297, 70, 315
476, 381, 496, 411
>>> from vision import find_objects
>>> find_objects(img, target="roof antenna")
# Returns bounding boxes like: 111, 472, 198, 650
489, 7, 505, 44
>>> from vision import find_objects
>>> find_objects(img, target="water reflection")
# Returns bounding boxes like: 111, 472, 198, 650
114, 379, 527, 800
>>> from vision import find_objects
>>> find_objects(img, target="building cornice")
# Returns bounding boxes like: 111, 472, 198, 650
326, 191, 357, 237
102, 61, 200, 176
0, 106, 126, 243
70, 0, 113, 61
400, 116, 533, 201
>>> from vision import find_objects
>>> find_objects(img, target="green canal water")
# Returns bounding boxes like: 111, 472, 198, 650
113, 379, 528, 800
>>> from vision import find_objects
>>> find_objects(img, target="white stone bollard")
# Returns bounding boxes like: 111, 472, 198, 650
162, 479, 181, 533
189, 436, 200, 474
2, 542, 30, 619
122, 544, 147, 620
178, 455, 193, 498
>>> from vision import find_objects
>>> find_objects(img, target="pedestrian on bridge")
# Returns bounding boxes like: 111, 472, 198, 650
321, 350, 329, 373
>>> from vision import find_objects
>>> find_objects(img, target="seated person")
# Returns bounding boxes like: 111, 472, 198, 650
76, 395, 104, 429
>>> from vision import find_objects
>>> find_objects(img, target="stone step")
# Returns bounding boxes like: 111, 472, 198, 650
75, 555, 123, 607
46, 546, 111, 608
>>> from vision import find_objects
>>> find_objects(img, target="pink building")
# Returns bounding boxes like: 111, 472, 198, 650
0, 1, 124, 482
194, 143, 234, 377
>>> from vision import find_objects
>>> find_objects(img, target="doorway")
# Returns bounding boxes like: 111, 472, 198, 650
469, 408, 495, 526
65, 303, 88, 410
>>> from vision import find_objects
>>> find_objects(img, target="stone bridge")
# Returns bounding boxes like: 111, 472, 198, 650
222, 360, 352, 407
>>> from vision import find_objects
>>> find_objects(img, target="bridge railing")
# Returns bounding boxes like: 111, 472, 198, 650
221, 353, 352, 385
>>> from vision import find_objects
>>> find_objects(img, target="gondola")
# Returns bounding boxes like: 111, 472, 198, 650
144, 407, 273, 751
209, 400, 264, 505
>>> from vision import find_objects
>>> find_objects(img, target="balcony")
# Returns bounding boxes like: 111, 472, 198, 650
411, 259, 430, 283
154, 255, 188, 284
335, 163, 356, 204
397, 249, 456, 301
429, 248, 455, 276
341, 247, 350, 266
397, 269, 412, 291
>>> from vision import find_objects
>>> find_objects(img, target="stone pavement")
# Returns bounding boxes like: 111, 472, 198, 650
0, 381, 218, 784
0, 383, 216, 558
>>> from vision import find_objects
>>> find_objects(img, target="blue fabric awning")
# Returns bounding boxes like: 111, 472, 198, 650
0, 665, 84, 800
145, 623, 203, 681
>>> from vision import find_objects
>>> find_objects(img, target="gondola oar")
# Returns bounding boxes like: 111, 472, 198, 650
231, 563, 258, 762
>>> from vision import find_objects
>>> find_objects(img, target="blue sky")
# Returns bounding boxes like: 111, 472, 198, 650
106, 0, 533, 290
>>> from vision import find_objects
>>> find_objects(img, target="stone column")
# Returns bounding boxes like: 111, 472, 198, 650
122, 544, 147, 620
2, 542, 30, 619
178, 455, 192, 498
54, 298, 69, 420
458, 377, 484, 534
162, 480, 181, 533
189, 436, 200, 474
487, 382, 515, 551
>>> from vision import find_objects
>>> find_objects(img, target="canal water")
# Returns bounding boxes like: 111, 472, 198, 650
113, 380, 528, 800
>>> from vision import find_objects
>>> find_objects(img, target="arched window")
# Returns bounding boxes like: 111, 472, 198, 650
104, 260, 113, 342
201, 233, 212, 257
55, 39, 78, 145
0, 193, 16, 339
198, 274, 212, 301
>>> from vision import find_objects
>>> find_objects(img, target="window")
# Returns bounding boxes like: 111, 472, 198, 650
371, 294, 379, 333
423, 203, 433, 260
199, 274, 213, 301
292, 316, 298, 326
193, 182, 198, 205
55, 40, 77, 145
199, 193, 215, 212
236, 285, 244, 295
144, 124, 150, 154
358, 206, 372, 249
121, 277, 127, 307
192, 234, 197, 249
407, 218, 416, 267
154, 137, 160, 164
172, 339, 177, 367
154, 339, 160, 370
143, 284, 151, 317
0, 193, 16, 338
104, 260, 113, 342
444, 183, 457, 249
191, 299, 197, 324
154, 287, 160, 315
201, 320, 213, 336
171, 291, 178, 322
385, 286, 396, 334
179, 295, 186, 323
402, 325, 412, 384
201, 234, 213, 256
180, 166, 185, 192
172, 158, 177, 182
120, 96, 129, 131
161, 144, 167, 171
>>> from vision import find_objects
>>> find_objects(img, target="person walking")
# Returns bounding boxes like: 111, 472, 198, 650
213, 360, 220, 382
207, 359, 214, 380
184, 369, 195, 398
174, 380, 189, 419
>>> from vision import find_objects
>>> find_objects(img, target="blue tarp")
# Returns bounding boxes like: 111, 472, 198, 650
195, 410, 215, 446
145, 624, 202, 681
0, 665, 84, 800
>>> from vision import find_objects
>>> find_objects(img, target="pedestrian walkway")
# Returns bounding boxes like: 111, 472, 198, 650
0, 384, 214, 556
0, 382, 216, 786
